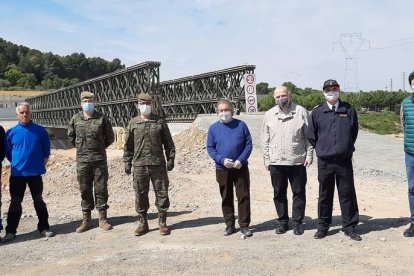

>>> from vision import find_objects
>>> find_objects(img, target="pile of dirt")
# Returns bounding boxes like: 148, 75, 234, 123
173, 126, 213, 174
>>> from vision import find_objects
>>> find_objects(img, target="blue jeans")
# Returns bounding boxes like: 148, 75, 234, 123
405, 153, 414, 223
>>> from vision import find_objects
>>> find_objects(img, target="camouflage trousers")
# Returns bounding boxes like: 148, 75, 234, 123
77, 160, 109, 211
133, 165, 170, 214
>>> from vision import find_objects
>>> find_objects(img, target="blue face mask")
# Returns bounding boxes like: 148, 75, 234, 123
82, 102, 95, 112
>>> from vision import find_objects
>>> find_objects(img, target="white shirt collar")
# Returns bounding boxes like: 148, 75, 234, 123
326, 101, 339, 111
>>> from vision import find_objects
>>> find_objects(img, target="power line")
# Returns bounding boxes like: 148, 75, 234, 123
333, 33, 370, 92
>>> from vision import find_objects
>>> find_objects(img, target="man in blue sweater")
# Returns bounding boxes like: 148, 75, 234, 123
207, 99, 253, 237
2, 102, 54, 242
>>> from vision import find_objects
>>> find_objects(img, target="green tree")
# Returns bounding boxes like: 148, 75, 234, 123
17, 73, 37, 88
256, 82, 272, 95
4, 64, 24, 85
258, 93, 275, 111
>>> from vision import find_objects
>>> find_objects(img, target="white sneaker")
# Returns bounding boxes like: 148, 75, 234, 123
40, 230, 55, 238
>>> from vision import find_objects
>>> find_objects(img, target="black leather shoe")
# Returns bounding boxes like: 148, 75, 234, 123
275, 224, 288, 234
314, 230, 327, 239
403, 224, 414, 237
344, 231, 362, 241
223, 225, 236, 236
240, 227, 253, 237
293, 223, 304, 235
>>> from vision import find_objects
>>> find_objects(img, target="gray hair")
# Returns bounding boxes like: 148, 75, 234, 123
273, 85, 291, 97
216, 99, 234, 115
16, 102, 31, 114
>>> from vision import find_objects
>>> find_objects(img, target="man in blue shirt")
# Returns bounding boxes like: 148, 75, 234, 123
2, 102, 54, 242
0, 125, 5, 241
207, 99, 253, 237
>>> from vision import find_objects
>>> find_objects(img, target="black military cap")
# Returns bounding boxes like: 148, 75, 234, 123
323, 79, 340, 90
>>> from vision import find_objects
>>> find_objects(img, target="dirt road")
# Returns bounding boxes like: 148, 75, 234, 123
0, 116, 413, 275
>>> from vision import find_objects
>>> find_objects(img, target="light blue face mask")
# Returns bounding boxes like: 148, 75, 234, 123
82, 102, 95, 112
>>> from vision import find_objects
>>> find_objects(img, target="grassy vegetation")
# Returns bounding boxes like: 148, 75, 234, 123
0, 90, 47, 96
358, 111, 401, 135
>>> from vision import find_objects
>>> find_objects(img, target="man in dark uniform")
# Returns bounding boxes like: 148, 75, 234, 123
123, 92, 175, 236
68, 91, 115, 233
306, 79, 361, 241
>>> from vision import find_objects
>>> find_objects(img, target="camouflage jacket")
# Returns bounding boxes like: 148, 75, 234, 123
123, 114, 175, 166
68, 111, 115, 162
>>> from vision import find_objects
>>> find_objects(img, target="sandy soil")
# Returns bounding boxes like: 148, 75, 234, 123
0, 126, 413, 276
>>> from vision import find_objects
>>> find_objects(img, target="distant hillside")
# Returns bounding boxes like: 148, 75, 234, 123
0, 37, 125, 90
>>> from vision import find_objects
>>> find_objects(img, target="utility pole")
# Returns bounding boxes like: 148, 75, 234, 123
390, 78, 393, 92
403, 72, 406, 91
334, 33, 370, 92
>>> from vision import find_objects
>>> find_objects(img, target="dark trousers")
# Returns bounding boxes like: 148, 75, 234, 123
317, 158, 359, 232
270, 165, 307, 225
133, 165, 170, 214
6, 175, 50, 234
216, 166, 251, 227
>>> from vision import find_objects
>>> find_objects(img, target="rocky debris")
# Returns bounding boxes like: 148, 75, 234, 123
173, 126, 214, 174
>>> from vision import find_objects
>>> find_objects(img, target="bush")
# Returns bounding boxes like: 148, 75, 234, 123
358, 111, 401, 135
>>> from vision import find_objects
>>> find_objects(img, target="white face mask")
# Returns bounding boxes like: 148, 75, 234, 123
138, 104, 151, 115
219, 111, 232, 123
411, 85, 414, 91
324, 91, 339, 101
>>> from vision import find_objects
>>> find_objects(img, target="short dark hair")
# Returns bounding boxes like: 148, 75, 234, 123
409, 71, 414, 85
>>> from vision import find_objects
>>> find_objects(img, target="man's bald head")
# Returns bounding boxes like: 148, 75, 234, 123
274, 85, 291, 100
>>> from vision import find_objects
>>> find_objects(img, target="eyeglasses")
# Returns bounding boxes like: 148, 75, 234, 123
275, 95, 288, 99
19, 111, 30, 114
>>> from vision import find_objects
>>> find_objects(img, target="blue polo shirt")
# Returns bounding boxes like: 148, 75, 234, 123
5, 121, 51, 176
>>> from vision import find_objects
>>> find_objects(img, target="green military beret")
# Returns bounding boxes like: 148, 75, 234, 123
80, 91, 95, 99
137, 92, 152, 102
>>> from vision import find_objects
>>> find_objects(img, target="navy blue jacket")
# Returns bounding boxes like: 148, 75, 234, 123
306, 100, 358, 160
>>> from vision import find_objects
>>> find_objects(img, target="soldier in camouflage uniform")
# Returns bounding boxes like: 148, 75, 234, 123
123, 92, 175, 236
68, 91, 115, 233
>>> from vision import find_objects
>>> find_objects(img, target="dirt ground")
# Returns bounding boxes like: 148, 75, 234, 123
0, 125, 413, 276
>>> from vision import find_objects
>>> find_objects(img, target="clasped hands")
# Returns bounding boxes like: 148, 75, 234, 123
223, 158, 242, 169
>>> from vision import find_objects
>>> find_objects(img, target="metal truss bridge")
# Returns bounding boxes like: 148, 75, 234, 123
27, 61, 255, 128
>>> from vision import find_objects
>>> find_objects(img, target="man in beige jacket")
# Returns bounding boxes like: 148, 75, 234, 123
261, 85, 313, 235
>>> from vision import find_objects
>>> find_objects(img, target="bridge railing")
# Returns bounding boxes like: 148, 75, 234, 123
27, 63, 255, 127
26, 61, 160, 128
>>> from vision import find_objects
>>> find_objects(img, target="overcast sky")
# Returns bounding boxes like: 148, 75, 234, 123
1, 0, 413, 91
